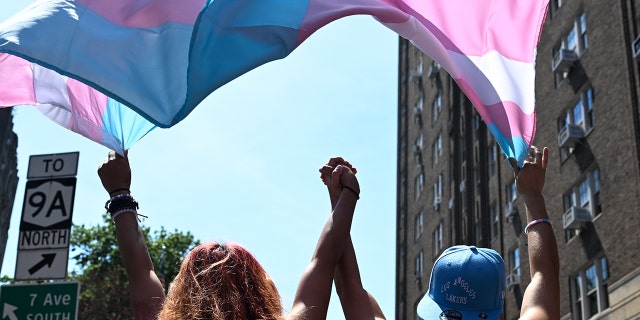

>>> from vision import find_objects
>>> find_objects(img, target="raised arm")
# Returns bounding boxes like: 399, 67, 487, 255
515, 147, 560, 320
320, 158, 385, 320
288, 162, 359, 320
334, 240, 385, 320
97, 151, 165, 320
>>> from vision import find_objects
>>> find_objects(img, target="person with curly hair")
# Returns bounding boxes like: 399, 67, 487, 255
98, 151, 380, 320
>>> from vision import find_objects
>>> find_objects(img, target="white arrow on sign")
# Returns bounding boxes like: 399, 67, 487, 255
15, 248, 69, 281
3, 303, 17, 320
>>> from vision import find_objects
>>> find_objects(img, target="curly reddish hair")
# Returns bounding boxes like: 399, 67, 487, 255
158, 242, 284, 320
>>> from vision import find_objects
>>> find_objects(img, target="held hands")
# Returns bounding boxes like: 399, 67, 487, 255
319, 157, 360, 201
98, 151, 132, 196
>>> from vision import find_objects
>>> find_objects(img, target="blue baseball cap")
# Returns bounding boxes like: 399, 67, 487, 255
417, 245, 505, 320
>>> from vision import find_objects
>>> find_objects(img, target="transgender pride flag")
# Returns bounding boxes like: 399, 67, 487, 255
0, 0, 549, 167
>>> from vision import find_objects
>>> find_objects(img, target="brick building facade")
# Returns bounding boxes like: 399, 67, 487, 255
396, 1, 640, 319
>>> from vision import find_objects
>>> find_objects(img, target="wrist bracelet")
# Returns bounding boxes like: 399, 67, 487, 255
524, 218, 551, 234
110, 208, 148, 223
341, 185, 360, 200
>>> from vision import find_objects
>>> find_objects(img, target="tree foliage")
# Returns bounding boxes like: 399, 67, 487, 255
70, 214, 199, 320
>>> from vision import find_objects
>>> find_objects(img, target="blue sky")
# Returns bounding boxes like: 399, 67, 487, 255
1, 1, 399, 318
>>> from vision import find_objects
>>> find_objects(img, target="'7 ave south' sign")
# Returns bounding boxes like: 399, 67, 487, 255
0, 282, 79, 320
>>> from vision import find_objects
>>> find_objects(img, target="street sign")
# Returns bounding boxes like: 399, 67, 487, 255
19, 228, 70, 250
15, 249, 69, 280
16, 151, 79, 282
20, 178, 76, 230
27, 152, 79, 180
0, 282, 79, 320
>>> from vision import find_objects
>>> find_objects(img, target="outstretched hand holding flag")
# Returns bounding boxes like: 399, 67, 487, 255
0, 0, 548, 166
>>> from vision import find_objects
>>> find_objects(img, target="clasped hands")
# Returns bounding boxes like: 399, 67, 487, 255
319, 157, 360, 200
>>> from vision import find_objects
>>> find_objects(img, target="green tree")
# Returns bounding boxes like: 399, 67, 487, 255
71, 214, 199, 320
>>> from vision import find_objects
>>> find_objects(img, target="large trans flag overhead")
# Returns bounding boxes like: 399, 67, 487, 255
0, 0, 549, 166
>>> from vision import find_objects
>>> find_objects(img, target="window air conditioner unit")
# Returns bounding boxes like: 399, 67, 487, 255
413, 107, 422, 117
412, 145, 422, 155
427, 64, 440, 79
551, 49, 578, 74
633, 35, 640, 58
562, 206, 592, 230
557, 123, 585, 149
506, 274, 520, 288
410, 70, 423, 79
417, 164, 424, 173
433, 196, 441, 206
505, 203, 518, 219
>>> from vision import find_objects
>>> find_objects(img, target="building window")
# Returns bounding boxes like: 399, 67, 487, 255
414, 211, 424, 242
558, 87, 595, 160
558, 87, 595, 133
415, 250, 424, 282
490, 203, 498, 240
414, 96, 424, 126
489, 143, 497, 177
432, 133, 442, 168
415, 132, 424, 150
432, 89, 442, 125
551, 0, 563, 15
473, 112, 482, 131
474, 143, 480, 185
508, 247, 521, 276
433, 222, 443, 257
506, 180, 517, 204
415, 173, 424, 200
475, 200, 482, 244
553, 12, 588, 57
571, 257, 609, 319
553, 12, 588, 86
563, 168, 601, 241
433, 174, 443, 208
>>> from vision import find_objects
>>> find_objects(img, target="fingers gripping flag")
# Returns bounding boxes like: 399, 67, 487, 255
0, 0, 548, 166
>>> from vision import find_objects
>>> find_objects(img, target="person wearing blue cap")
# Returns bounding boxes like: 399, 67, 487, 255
417, 146, 560, 320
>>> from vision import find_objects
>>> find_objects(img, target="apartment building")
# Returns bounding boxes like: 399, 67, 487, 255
396, 1, 640, 319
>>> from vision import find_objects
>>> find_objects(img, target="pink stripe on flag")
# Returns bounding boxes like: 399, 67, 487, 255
394, 0, 548, 61
66, 77, 108, 126
457, 77, 535, 141
76, 0, 205, 28
0, 54, 37, 106
66, 78, 109, 143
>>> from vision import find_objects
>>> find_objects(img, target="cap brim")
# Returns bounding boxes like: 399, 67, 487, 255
416, 292, 502, 320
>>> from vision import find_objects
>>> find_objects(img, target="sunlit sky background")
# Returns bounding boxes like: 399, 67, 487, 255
1, 1, 399, 318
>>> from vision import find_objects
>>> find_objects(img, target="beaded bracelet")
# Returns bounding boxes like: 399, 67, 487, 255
111, 208, 137, 222
104, 193, 136, 211
524, 218, 551, 234
104, 193, 146, 222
